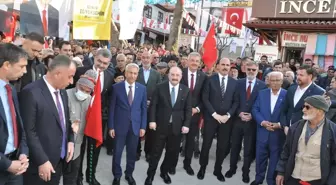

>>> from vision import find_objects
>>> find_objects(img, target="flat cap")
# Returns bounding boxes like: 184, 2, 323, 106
304, 95, 330, 112
156, 62, 168, 68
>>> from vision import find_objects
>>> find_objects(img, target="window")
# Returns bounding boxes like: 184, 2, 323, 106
158, 11, 163, 23
144, 7, 152, 19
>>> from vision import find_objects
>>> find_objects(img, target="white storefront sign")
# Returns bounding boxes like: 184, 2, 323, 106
254, 45, 279, 63
281, 31, 309, 48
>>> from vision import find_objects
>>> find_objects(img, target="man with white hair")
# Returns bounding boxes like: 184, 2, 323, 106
251, 71, 287, 185
285, 70, 295, 86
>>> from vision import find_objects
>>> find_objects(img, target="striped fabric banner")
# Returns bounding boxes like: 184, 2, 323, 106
305, 34, 317, 55
325, 56, 334, 70
315, 34, 328, 56
313, 55, 319, 66
326, 34, 336, 56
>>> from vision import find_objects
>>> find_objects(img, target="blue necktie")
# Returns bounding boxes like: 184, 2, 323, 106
54, 91, 66, 159
171, 87, 175, 106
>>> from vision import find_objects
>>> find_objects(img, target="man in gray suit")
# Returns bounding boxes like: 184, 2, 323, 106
136, 51, 161, 161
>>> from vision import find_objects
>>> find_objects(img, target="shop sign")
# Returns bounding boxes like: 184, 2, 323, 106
282, 31, 309, 48
228, 0, 253, 7
252, 0, 336, 18
254, 45, 279, 63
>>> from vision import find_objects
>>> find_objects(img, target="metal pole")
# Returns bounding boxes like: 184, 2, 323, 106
196, 0, 204, 51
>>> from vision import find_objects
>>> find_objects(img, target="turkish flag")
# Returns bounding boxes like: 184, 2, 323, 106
202, 22, 217, 69
225, 8, 244, 35
84, 73, 103, 147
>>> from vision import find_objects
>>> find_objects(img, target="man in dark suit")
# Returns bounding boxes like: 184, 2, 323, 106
145, 67, 192, 185
20, 0, 59, 37
19, 55, 76, 185
280, 65, 325, 135
225, 61, 267, 183
108, 63, 147, 185
197, 58, 239, 182
0, 44, 29, 185
72, 49, 114, 185
175, 52, 207, 176
251, 71, 287, 185
136, 51, 161, 161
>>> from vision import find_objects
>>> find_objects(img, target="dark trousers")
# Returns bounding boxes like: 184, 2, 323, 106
138, 113, 154, 156
255, 135, 282, 185
183, 114, 201, 167
147, 124, 182, 176
286, 177, 322, 185
229, 119, 256, 174
62, 155, 82, 185
0, 172, 22, 185
113, 125, 139, 178
105, 125, 114, 152
23, 159, 64, 185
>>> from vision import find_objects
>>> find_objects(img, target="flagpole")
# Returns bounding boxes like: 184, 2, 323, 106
196, 0, 204, 51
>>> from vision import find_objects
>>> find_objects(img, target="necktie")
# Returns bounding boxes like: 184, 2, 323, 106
246, 81, 252, 100
128, 86, 133, 105
42, 9, 48, 36
5, 84, 18, 148
54, 91, 66, 159
190, 74, 194, 92
171, 87, 176, 106
221, 77, 225, 99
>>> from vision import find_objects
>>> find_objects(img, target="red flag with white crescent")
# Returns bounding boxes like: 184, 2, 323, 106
225, 8, 244, 35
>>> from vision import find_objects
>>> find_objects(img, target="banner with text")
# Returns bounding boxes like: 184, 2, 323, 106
281, 31, 309, 48
254, 45, 279, 63
73, 0, 112, 40
119, 0, 145, 40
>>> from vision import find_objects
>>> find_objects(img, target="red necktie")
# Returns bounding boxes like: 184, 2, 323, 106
5, 84, 18, 148
246, 81, 252, 100
190, 74, 194, 92
42, 9, 48, 36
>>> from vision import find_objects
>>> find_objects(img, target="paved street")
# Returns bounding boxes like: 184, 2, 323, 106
70, 139, 266, 185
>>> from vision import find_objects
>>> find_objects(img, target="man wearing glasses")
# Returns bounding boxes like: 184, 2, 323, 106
251, 71, 287, 185
225, 61, 267, 183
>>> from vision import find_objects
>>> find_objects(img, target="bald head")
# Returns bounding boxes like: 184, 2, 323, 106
169, 66, 182, 86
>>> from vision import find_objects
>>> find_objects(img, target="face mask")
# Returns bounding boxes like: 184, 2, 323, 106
75, 89, 89, 101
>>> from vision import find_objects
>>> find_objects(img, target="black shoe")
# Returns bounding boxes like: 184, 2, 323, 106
112, 178, 120, 185
145, 154, 151, 162
144, 176, 154, 185
225, 169, 236, 178
125, 175, 136, 185
242, 173, 250, 183
168, 168, 176, 175
183, 165, 194, 176
160, 173, 171, 184
76, 178, 83, 185
180, 151, 185, 157
250, 181, 262, 185
106, 150, 113, 156
197, 166, 206, 180
136, 153, 140, 161
213, 171, 225, 182
86, 177, 101, 185
194, 151, 200, 159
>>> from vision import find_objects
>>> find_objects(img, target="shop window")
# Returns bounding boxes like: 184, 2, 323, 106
158, 11, 163, 23
144, 7, 152, 19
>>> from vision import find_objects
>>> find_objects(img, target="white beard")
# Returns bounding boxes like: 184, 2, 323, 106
302, 114, 315, 121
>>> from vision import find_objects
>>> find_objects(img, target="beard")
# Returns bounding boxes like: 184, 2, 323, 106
302, 113, 316, 121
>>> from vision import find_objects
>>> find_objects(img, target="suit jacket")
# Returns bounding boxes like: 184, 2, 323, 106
202, 74, 239, 119
276, 119, 336, 184
280, 83, 325, 127
252, 88, 287, 144
108, 82, 147, 136
317, 76, 331, 89
149, 81, 192, 135
0, 85, 28, 171
20, 1, 59, 37
181, 68, 207, 112
136, 68, 161, 100
237, 78, 267, 115
19, 79, 73, 171
71, 65, 114, 120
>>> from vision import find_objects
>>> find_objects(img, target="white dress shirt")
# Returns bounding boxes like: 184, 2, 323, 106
188, 69, 197, 89
293, 82, 312, 107
43, 76, 66, 126
270, 89, 280, 114
246, 78, 256, 92
169, 82, 179, 103
125, 80, 135, 98
93, 66, 104, 92
218, 73, 228, 93
36, 1, 49, 25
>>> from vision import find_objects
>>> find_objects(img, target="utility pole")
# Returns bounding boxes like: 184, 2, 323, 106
196, 0, 204, 51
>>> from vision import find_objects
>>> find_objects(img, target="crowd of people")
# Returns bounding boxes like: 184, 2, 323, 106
0, 31, 336, 185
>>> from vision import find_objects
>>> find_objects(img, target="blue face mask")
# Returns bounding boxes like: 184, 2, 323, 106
75, 89, 89, 101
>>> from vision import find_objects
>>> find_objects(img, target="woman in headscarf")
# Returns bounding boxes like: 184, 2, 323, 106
63, 69, 97, 185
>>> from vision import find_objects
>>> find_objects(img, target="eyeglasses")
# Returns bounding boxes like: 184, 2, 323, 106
303, 105, 311, 110
247, 68, 257, 72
